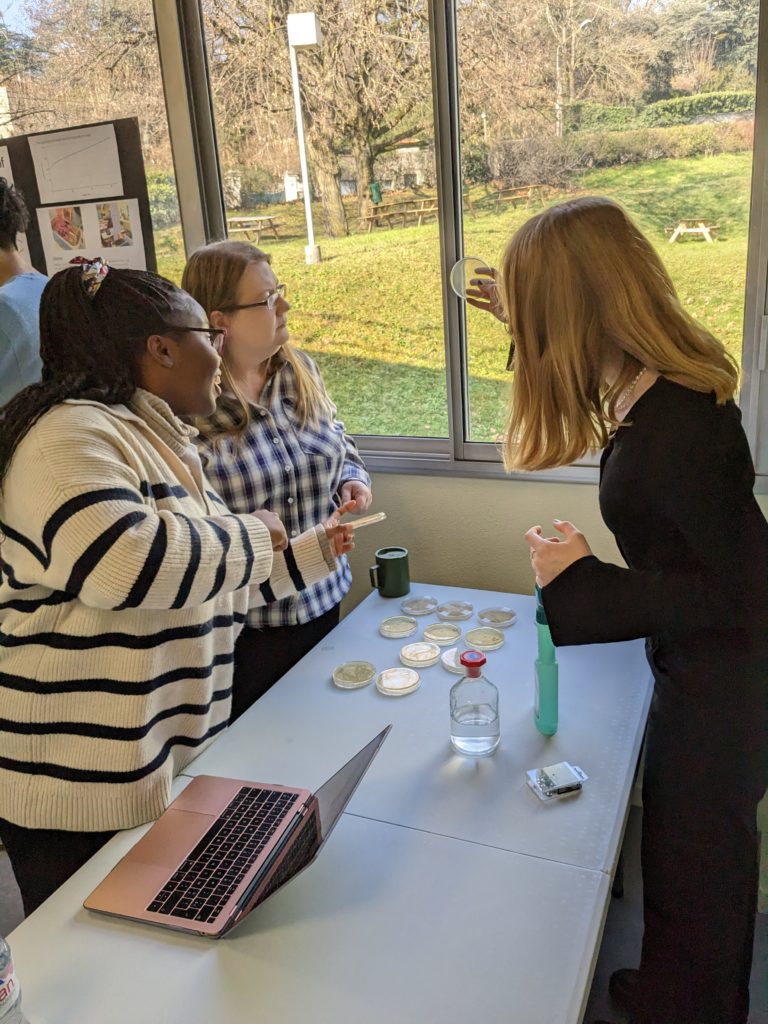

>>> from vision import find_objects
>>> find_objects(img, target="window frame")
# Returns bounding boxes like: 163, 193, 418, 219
157, 0, 768, 492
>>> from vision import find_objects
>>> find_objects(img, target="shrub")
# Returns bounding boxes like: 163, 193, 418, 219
146, 170, 180, 229
239, 166, 284, 206
489, 135, 581, 187
574, 120, 752, 168
565, 102, 636, 133
462, 143, 492, 184
640, 91, 754, 127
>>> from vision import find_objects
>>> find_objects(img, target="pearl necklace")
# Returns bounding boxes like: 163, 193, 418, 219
615, 367, 647, 412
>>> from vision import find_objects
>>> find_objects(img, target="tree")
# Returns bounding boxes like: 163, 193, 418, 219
203, 0, 432, 235
12, 0, 170, 163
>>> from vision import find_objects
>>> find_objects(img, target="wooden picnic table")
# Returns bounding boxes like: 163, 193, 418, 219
227, 215, 282, 244
665, 219, 719, 243
488, 184, 546, 212
358, 192, 474, 232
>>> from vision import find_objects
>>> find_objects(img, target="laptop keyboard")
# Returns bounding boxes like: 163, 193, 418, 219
146, 786, 298, 923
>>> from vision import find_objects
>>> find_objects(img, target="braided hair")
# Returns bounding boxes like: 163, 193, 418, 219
0, 177, 29, 251
0, 265, 195, 483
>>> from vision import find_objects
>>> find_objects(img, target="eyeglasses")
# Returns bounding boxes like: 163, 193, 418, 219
219, 283, 287, 313
163, 325, 226, 353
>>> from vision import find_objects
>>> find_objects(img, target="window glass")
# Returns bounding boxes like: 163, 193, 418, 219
201, 0, 447, 437
457, 0, 759, 442
3, 0, 184, 282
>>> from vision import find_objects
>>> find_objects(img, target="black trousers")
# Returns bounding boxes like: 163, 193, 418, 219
632, 638, 764, 1024
231, 604, 341, 723
0, 817, 115, 917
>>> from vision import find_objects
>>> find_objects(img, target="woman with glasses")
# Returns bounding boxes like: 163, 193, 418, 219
0, 261, 355, 915
472, 197, 766, 1024
182, 241, 372, 718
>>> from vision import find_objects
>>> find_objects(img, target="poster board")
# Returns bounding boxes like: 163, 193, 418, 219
0, 117, 157, 276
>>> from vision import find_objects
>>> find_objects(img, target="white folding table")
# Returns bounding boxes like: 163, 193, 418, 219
9, 584, 652, 1024
184, 585, 653, 874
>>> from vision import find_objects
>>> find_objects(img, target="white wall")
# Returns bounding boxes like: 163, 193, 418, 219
343, 473, 768, 614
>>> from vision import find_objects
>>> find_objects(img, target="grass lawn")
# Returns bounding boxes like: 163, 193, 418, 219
154, 151, 753, 439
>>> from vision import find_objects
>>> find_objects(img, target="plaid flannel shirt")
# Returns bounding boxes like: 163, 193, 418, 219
196, 351, 370, 628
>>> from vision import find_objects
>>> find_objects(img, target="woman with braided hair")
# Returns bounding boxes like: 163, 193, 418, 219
0, 260, 355, 916
0, 177, 46, 406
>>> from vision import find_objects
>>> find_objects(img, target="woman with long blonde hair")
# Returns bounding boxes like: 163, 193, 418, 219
471, 196, 766, 1024
182, 241, 372, 718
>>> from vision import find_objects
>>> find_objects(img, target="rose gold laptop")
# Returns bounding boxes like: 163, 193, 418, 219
84, 726, 390, 937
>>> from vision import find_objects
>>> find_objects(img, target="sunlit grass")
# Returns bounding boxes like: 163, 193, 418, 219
154, 152, 752, 438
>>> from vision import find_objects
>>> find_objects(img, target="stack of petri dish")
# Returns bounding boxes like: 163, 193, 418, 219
376, 667, 421, 696
441, 646, 469, 674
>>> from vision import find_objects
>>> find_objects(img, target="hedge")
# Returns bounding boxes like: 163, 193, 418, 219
565, 101, 637, 133
639, 91, 754, 127
574, 119, 753, 168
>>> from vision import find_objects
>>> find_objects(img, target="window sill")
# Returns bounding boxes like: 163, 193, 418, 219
356, 437, 768, 493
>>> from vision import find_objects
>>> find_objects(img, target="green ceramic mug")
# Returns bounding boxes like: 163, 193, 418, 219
369, 546, 410, 598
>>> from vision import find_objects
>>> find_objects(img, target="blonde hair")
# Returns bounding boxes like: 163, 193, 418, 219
181, 240, 331, 443
498, 196, 738, 471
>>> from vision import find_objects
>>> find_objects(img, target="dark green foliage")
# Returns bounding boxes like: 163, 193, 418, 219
461, 143, 492, 185
146, 171, 180, 230
640, 91, 755, 127
565, 102, 637, 133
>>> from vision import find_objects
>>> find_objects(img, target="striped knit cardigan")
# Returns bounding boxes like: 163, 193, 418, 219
0, 391, 335, 832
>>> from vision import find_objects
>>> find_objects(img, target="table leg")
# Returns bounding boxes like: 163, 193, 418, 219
668, 225, 683, 243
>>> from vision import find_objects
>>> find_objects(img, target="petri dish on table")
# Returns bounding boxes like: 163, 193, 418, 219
332, 661, 377, 690
376, 667, 421, 696
477, 607, 517, 629
441, 646, 470, 675
423, 621, 463, 646
436, 601, 474, 622
400, 595, 439, 617
449, 256, 494, 299
400, 641, 441, 669
464, 626, 505, 651
379, 615, 418, 639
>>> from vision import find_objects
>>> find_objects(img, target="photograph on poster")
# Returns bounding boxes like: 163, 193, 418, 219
97, 201, 134, 247
48, 207, 85, 250
36, 198, 145, 275
29, 124, 123, 205
0, 146, 31, 264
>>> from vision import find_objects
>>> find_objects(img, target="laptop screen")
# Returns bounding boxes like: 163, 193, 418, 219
315, 726, 391, 846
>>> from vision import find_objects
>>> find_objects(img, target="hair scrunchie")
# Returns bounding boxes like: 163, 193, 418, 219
69, 256, 109, 298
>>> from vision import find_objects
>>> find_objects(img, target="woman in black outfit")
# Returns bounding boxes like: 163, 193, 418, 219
472, 196, 767, 1024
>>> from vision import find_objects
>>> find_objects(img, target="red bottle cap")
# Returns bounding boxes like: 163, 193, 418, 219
460, 650, 486, 676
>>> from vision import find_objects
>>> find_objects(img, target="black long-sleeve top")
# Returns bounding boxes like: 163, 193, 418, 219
542, 378, 768, 661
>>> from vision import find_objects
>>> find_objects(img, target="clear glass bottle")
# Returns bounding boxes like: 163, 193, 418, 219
449, 650, 500, 756
0, 934, 27, 1024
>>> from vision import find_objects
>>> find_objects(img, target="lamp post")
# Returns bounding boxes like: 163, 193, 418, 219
287, 12, 322, 265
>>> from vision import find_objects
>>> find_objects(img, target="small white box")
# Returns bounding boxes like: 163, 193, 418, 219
287, 12, 323, 49
526, 762, 589, 802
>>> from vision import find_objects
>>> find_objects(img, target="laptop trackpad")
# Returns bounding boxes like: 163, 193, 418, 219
125, 809, 215, 869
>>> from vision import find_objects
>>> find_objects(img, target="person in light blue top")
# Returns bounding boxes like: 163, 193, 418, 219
0, 178, 46, 407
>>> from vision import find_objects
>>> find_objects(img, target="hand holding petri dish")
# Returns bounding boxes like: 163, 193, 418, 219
450, 256, 507, 323
449, 256, 494, 300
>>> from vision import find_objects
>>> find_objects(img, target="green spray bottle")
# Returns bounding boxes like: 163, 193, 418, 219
534, 585, 558, 736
